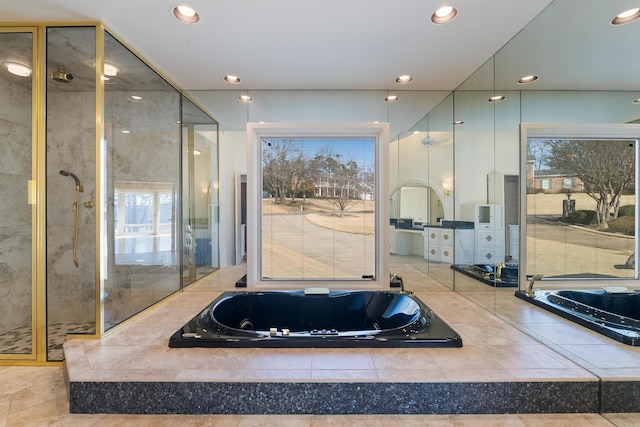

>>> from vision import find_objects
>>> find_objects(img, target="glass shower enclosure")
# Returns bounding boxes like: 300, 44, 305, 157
0, 24, 219, 363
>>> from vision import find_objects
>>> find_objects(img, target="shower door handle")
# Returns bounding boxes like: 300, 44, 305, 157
28, 180, 37, 205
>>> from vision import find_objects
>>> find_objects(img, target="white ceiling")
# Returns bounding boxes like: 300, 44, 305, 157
0, 0, 555, 91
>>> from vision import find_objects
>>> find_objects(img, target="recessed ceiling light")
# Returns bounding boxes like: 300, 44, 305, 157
488, 95, 506, 103
396, 75, 413, 84
104, 63, 119, 77
612, 8, 640, 25
121, 130, 130, 134
633, 99, 640, 104
431, 6, 458, 25
453, 120, 464, 125
5, 62, 31, 77
172, 5, 200, 24
518, 75, 538, 84
129, 95, 143, 102
224, 75, 241, 84
238, 95, 253, 103
385, 95, 399, 103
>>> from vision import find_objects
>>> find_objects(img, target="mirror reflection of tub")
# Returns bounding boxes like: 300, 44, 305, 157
516, 288, 640, 346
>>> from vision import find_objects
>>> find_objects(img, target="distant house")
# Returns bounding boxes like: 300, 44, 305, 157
526, 156, 583, 193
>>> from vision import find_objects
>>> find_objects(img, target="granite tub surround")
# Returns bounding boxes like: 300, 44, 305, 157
64, 263, 605, 415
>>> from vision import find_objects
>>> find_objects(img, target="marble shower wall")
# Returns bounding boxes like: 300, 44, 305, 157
46, 89, 97, 326
0, 75, 33, 334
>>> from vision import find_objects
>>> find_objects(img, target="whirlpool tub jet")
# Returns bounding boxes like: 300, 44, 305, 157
169, 289, 462, 348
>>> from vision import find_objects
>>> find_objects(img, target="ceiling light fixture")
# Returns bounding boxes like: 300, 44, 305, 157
172, 5, 200, 24
5, 62, 31, 77
104, 63, 119, 77
488, 95, 506, 103
395, 74, 413, 84
385, 95, 399, 103
518, 75, 538, 84
612, 8, 640, 25
238, 95, 253, 103
633, 99, 640, 104
453, 120, 464, 125
224, 75, 241, 84
431, 6, 458, 25
129, 95, 143, 102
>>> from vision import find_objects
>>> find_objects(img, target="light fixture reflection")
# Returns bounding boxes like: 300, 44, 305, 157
238, 95, 253, 102
5, 62, 31, 77
224, 75, 241, 84
518, 75, 538, 84
104, 63, 119, 76
385, 95, 399, 103
488, 95, 506, 103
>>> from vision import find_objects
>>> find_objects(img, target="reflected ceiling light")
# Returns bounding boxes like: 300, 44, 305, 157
5, 62, 31, 77
453, 120, 464, 125
193, 149, 201, 155
129, 95, 143, 102
633, 98, 640, 104
412, 130, 420, 134
612, 8, 640, 25
104, 63, 119, 77
385, 95, 399, 103
488, 95, 506, 103
172, 5, 200, 24
431, 6, 458, 25
395, 74, 413, 84
224, 75, 241, 84
121, 130, 130, 134
238, 95, 253, 102
518, 75, 538, 84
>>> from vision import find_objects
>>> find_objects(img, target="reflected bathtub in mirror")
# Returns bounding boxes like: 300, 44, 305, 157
169, 289, 462, 348
516, 289, 640, 346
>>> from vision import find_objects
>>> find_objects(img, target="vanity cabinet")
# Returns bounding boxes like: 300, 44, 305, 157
424, 227, 474, 264
474, 204, 505, 263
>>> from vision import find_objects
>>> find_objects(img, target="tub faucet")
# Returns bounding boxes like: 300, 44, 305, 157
496, 262, 505, 282
527, 273, 544, 297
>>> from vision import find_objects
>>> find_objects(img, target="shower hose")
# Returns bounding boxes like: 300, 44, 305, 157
72, 188, 80, 268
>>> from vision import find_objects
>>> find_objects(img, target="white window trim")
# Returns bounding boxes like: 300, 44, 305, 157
246, 122, 389, 289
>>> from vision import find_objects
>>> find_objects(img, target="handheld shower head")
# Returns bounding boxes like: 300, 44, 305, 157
59, 170, 83, 191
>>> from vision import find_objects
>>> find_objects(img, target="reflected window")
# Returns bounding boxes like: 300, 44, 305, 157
526, 137, 637, 279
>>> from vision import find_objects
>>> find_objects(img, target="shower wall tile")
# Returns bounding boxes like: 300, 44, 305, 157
0, 78, 31, 126
47, 91, 97, 331
0, 119, 31, 175
0, 173, 31, 226
0, 276, 31, 333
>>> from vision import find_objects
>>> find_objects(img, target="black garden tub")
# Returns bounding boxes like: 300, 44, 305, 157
516, 288, 640, 346
169, 289, 462, 348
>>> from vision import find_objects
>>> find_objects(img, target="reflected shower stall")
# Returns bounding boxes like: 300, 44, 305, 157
0, 25, 219, 363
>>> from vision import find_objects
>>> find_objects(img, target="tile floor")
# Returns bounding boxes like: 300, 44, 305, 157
3, 259, 640, 425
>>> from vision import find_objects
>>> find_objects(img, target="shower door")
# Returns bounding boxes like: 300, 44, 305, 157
0, 29, 36, 358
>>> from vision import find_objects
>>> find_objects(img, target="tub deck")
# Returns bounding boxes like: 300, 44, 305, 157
64, 262, 640, 415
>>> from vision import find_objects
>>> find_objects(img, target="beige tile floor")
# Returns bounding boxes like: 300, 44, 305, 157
3, 260, 640, 425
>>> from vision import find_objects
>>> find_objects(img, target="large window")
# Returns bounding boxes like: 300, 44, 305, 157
246, 123, 389, 288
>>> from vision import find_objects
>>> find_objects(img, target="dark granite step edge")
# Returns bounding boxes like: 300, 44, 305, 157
69, 380, 600, 414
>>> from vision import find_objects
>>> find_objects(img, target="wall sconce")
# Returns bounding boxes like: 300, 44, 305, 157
441, 181, 452, 197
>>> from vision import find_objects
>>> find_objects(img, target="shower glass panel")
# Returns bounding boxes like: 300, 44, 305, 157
46, 27, 97, 361
0, 30, 34, 357
103, 31, 181, 330
181, 96, 219, 287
